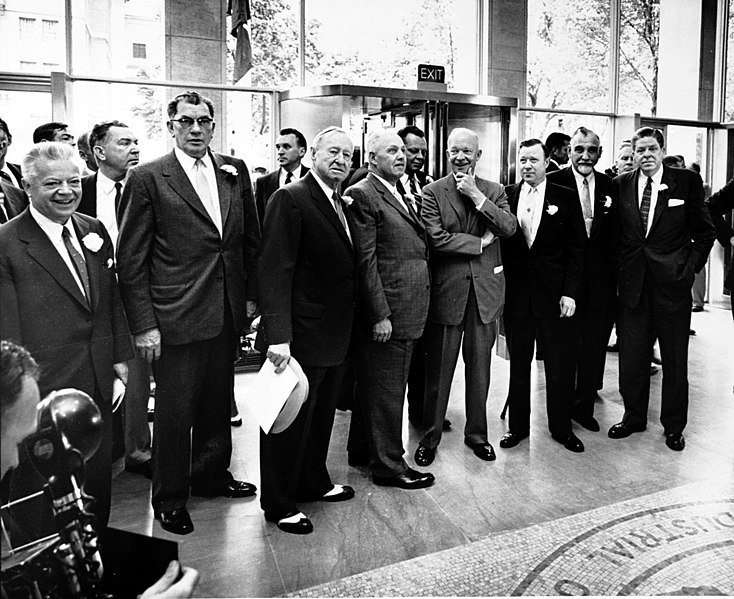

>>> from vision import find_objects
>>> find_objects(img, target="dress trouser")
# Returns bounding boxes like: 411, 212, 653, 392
421, 285, 496, 450
123, 354, 152, 466
151, 315, 235, 513
618, 280, 691, 434
406, 335, 427, 422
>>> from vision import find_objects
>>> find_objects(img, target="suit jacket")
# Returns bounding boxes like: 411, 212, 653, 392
547, 167, 617, 309
116, 150, 259, 345
501, 180, 586, 319
705, 178, 734, 290
422, 174, 517, 326
0, 210, 133, 401
614, 166, 716, 311
6, 162, 23, 186
346, 173, 429, 340
0, 179, 28, 220
255, 165, 309, 227
78, 173, 99, 217
257, 172, 355, 367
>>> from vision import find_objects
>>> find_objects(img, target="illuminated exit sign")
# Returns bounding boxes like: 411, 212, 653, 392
417, 64, 445, 84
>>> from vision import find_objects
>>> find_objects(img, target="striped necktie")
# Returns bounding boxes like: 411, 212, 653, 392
640, 177, 652, 232
62, 226, 91, 306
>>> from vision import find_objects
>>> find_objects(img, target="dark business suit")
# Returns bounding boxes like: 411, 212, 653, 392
614, 166, 715, 434
548, 167, 617, 418
346, 174, 430, 476
254, 164, 309, 227
420, 174, 517, 450
0, 179, 28, 222
706, 178, 734, 314
0, 209, 133, 527
256, 172, 355, 518
501, 181, 586, 437
117, 149, 259, 513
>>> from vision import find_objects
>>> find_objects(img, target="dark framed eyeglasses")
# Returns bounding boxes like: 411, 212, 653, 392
170, 117, 214, 130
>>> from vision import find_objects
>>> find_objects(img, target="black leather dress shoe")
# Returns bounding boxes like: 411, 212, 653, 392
499, 431, 528, 449
414, 444, 435, 466
320, 484, 355, 503
465, 441, 496, 461
191, 479, 257, 498
608, 422, 646, 439
373, 467, 435, 490
572, 414, 600, 432
665, 432, 685, 451
442, 418, 452, 431
265, 511, 313, 535
124, 459, 152, 479
155, 508, 194, 535
551, 432, 585, 453
230, 415, 243, 427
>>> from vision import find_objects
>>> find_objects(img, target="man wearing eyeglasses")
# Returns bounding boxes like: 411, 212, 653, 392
116, 91, 261, 535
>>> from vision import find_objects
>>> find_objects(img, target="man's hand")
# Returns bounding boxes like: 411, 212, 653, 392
246, 300, 259, 319
267, 342, 291, 373
454, 170, 484, 207
559, 296, 576, 318
135, 328, 161, 363
113, 362, 128, 385
372, 318, 392, 343
480, 229, 496, 249
139, 560, 200, 599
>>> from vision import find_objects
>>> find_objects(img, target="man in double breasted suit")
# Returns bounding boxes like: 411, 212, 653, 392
347, 129, 434, 488
608, 127, 715, 451
500, 139, 587, 453
257, 127, 357, 535
547, 127, 617, 432
0, 141, 133, 528
413, 128, 517, 467
117, 91, 260, 535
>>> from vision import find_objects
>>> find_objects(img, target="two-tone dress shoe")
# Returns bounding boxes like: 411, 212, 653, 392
155, 508, 194, 535
464, 441, 496, 461
665, 432, 685, 451
373, 467, 435, 490
191, 479, 257, 498
265, 511, 313, 535
414, 444, 436, 466
320, 484, 355, 503
124, 459, 152, 479
608, 422, 646, 439
499, 431, 528, 449
572, 414, 600, 432
551, 432, 585, 453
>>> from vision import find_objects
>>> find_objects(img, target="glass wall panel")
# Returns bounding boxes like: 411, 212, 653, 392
726, 0, 734, 121
0, 91, 53, 161
618, 0, 660, 116
526, 0, 611, 112
304, 0, 479, 93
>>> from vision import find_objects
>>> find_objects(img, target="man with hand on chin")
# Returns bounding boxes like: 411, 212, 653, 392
414, 127, 516, 468
608, 127, 715, 451
500, 139, 587, 453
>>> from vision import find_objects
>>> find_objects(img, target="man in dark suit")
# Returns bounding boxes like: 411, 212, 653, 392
500, 138, 587, 453
116, 91, 260, 535
545, 132, 570, 173
413, 128, 517, 467
1, 179, 28, 223
0, 141, 133, 528
258, 126, 357, 535
0, 118, 23, 188
254, 127, 309, 227
346, 129, 434, 489
706, 178, 734, 320
77, 120, 152, 479
608, 127, 715, 451
548, 127, 616, 432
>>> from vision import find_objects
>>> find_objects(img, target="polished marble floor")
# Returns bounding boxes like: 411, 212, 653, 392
108, 304, 734, 597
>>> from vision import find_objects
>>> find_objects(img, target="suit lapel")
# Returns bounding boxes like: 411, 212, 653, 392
19, 212, 90, 310
162, 152, 214, 225
72, 214, 100, 311
649, 166, 676, 233
308, 174, 353, 250
590, 170, 607, 239
369, 174, 423, 232
445, 176, 469, 230
210, 152, 231, 228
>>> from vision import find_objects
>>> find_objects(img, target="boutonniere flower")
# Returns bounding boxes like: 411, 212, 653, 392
342, 196, 354, 207
82, 232, 103, 252
106, 258, 114, 269
546, 204, 558, 216
603, 196, 612, 210
220, 164, 238, 177
658, 183, 668, 191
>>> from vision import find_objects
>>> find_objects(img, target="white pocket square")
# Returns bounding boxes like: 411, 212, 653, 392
668, 199, 685, 207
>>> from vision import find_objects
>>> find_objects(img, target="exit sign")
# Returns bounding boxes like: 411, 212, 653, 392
417, 64, 445, 84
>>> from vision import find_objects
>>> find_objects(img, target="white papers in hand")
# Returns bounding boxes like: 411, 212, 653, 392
243, 360, 298, 434
112, 378, 126, 413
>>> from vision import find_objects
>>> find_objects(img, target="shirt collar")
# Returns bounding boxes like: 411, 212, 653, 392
572, 167, 592, 187
29, 204, 72, 238
638, 166, 664, 186
97, 169, 126, 194
372, 172, 398, 194
174, 146, 212, 172
311, 170, 339, 199
522, 178, 547, 198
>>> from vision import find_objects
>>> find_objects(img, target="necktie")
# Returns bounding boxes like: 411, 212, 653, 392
114, 181, 122, 213
409, 174, 421, 216
581, 177, 593, 237
640, 176, 652, 232
332, 192, 351, 242
396, 183, 418, 220
521, 188, 537, 247
62, 227, 91, 306
285, 171, 293, 185
195, 159, 222, 235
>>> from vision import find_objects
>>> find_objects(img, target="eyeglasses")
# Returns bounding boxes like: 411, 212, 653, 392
170, 117, 214, 130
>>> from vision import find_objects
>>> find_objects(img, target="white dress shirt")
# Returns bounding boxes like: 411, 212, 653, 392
279, 165, 304, 188
518, 179, 547, 247
373, 173, 410, 214
174, 147, 221, 232
636, 167, 664, 235
311, 170, 351, 243
95, 170, 125, 249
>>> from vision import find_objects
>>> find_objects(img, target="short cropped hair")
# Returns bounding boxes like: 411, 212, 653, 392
0, 117, 11, 142
397, 125, 425, 141
280, 128, 307, 149
0, 340, 39, 418
571, 126, 600, 145
311, 126, 350, 150
632, 127, 665, 150
366, 129, 400, 155
33, 122, 69, 143
89, 120, 130, 149
167, 91, 215, 119
21, 141, 78, 184
520, 138, 549, 158
545, 132, 570, 152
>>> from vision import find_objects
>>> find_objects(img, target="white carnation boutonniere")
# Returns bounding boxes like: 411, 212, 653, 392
106, 258, 115, 269
342, 196, 354, 207
220, 164, 238, 177
603, 196, 613, 212
82, 232, 104, 252
546, 204, 558, 216
658, 183, 668, 192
